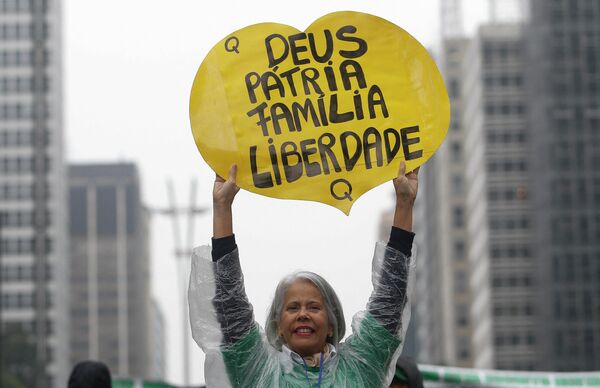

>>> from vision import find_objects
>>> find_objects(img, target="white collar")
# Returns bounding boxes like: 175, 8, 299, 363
281, 343, 337, 366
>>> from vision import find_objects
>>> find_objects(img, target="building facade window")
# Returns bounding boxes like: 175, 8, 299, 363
97, 186, 117, 236
453, 206, 465, 227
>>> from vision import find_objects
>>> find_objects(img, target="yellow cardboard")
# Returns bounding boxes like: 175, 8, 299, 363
190, 11, 450, 214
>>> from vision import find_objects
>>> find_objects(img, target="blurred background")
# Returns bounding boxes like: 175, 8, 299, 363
1, 0, 599, 387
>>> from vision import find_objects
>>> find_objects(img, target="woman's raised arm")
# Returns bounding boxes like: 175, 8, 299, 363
365, 161, 419, 335
392, 161, 418, 231
213, 164, 240, 238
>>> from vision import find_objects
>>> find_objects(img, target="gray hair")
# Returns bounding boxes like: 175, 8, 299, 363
265, 271, 346, 351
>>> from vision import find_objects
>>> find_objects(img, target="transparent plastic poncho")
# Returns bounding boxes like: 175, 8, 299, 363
189, 242, 415, 388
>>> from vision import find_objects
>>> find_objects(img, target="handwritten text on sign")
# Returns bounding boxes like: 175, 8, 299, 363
190, 12, 450, 214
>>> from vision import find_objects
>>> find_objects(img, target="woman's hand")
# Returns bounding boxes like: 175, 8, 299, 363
392, 161, 419, 231
213, 164, 240, 209
213, 165, 240, 238
393, 161, 419, 206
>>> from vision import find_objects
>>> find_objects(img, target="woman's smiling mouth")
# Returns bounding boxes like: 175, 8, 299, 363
294, 326, 315, 336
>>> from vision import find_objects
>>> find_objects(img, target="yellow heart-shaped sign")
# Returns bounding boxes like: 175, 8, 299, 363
190, 11, 449, 214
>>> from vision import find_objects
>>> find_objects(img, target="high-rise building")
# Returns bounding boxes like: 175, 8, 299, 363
411, 0, 474, 368
68, 163, 153, 379
418, 0, 600, 372
0, 1, 68, 387
150, 298, 166, 380
462, 23, 533, 370
413, 36, 474, 368
526, 0, 600, 371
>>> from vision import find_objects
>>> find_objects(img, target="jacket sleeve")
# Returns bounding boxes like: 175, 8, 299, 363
366, 240, 415, 336
339, 242, 415, 388
188, 245, 256, 350
188, 246, 277, 388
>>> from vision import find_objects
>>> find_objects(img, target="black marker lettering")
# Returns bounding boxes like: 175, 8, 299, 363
368, 85, 389, 118
250, 145, 274, 188
291, 99, 321, 131
324, 62, 338, 92
289, 32, 310, 65
301, 68, 323, 95
266, 34, 289, 67
281, 141, 303, 183
340, 131, 362, 171
317, 95, 329, 126
383, 127, 401, 164
267, 138, 282, 185
340, 60, 367, 90
261, 72, 285, 100
308, 30, 334, 63
300, 139, 321, 177
245, 72, 261, 104
336, 25, 368, 58
271, 103, 296, 134
318, 133, 342, 174
353, 90, 364, 120
279, 67, 300, 97
246, 102, 271, 136
362, 127, 383, 169
328, 93, 354, 123
400, 126, 423, 160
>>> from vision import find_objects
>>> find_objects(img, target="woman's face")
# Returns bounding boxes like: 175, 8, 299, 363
278, 279, 333, 357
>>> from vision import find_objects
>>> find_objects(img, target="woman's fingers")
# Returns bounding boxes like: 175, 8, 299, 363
397, 160, 406, 179
228, 164, 238, 184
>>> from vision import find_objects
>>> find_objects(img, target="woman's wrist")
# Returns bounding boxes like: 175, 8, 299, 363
393, 202, 414, 231
213, 203, 233, 238
213, 200, 233, 211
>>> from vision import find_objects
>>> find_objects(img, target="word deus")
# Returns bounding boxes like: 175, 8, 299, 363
264, 25, 368, 67
245, 26, 389, 137
250, 125, 423, 189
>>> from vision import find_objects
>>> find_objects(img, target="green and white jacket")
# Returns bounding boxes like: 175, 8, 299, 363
188, 242, 414, 388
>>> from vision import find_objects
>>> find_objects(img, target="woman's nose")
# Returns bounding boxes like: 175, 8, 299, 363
297, 308, 309, 320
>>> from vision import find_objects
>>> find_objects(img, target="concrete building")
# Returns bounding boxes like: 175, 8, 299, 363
462, 23, 534, 370
0, 1, 68, 386
410, 0, 474, 368
150, 298, 166, 380
385, 0, 600, 374
412, 36, 474, 368
68, 163, 153, 379
525, 0, 600, 371
457, 0, 599, 371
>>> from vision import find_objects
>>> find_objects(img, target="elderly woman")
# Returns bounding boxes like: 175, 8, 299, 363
189, 162, 418, 387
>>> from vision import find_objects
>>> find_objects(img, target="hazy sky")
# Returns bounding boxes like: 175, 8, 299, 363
64, 1, 488, 384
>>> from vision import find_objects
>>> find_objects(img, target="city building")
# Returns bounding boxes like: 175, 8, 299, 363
68, 163, 154, 379
417, 0, 600, 372
462, 22, 533, 370
525, 0, 600, 371
414, 36, 474, 368
150, 298, 166, 381
0, 1, 68, 386
411, 0, 474, 368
